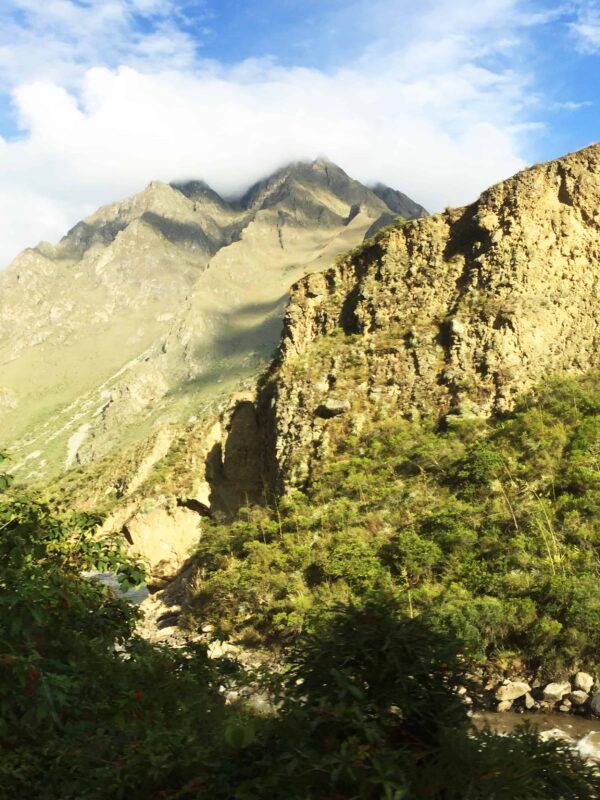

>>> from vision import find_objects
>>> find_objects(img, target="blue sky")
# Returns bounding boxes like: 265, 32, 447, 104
0, 0, 598, 264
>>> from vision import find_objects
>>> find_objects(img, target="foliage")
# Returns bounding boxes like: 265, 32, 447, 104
2, 377, 600, 797
1, 506, 598, 800
0, 484, 229, 799
232, 600, 599, 799
184, 373, 600, 675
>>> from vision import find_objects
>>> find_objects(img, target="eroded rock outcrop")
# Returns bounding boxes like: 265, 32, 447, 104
259, 143, 600, 489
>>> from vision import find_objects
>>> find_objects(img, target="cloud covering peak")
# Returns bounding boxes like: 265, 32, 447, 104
0, 0, 594, 265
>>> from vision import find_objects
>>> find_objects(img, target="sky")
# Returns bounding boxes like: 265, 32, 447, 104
0, 0, 598, 266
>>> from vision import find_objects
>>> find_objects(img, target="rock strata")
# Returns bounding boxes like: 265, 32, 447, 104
260, 143, 600, 490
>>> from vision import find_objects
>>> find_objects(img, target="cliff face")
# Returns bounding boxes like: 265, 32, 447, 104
22, 143, 600, 581
261, 144, 600, 489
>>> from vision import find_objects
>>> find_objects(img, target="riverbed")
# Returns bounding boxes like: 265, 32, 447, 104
474, 712, 600, 761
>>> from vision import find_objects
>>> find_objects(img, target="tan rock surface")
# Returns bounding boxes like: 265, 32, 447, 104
125, 505, 201, 579
258, 143, 600, 489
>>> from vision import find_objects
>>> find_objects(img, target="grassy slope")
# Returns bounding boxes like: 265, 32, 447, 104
181, 320, 600, 677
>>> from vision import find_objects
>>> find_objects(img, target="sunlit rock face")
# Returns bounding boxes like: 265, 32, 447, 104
260, 143, 600, 489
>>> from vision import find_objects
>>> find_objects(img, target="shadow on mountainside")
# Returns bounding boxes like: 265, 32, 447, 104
171, 294, 290, 399
141, 211, 220, 254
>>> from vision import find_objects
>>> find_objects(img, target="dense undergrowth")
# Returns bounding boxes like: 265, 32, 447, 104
2, 370, 600, 797
1, 473, 599, 799
183, 372, 600, 677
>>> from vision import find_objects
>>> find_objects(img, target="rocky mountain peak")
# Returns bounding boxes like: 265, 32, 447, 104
170, 180, 229, 209
371, 182, 428, 219
0, 159, 424, 482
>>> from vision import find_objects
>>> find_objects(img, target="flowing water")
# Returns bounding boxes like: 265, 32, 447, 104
82, 571, 149, 605
473, 712, 600, 762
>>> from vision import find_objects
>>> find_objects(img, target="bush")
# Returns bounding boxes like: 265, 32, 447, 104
183, 373, 600, 675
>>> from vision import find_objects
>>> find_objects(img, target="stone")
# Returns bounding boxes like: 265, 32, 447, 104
495, 680, 531, 702
125, 505, 202, 580
316, 398, 351, 419
524, 692, 536, 710
590, 694, 600, 717
558, 703, 571, 713
497, 700, 513, 712
543, 682, 571, 703
568, 690, 589, 706
207, 640, 238, 659
574, 671, 594, 693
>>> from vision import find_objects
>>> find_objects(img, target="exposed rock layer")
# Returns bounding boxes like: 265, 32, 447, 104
258, 143, 600, 489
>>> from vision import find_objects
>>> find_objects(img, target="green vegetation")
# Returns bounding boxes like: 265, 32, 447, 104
1, 462, 598, 798
3, 371, 600, 797
183, 372, 600, 676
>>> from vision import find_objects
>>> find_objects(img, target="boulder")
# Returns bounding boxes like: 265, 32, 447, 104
590, 694, 600, 717
568, 690, 589, 706
574, 671, 594, 693
524, 692, 536, 710
543, 682, 571, 703
316, 398, 351, 419
495, 680, 531, 702
497, 700, 513, 712
125, 505, 202, 580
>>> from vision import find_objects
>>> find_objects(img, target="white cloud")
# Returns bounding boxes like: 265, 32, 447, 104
552, 99, 593, 110
570, 1, 600, 52
0, 0, 199, 90
0, 0, 544, 266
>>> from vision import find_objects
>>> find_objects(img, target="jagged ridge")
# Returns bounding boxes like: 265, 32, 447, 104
0, 159, 424, 482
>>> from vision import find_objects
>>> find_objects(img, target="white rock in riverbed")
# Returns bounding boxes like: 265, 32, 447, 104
569, 690, 589, 706
495, 680, 531, 702
574, 672, 594, 694
544, 682, 571, 703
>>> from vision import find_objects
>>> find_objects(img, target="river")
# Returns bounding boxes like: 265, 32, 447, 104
474, 712, 600, 762
82, 571, 150, 605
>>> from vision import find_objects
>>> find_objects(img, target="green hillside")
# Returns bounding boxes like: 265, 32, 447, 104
181, 371, 600, 676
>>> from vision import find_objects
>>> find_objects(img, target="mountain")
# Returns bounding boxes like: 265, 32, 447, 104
0, 159, 424, 482
137, 142, 600, 684
40, 142, 600, 586
3, 145, 600, 800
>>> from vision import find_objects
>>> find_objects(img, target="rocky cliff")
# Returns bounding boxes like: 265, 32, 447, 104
51, 143, 600, 579
12, 144, 600, 584
259, 143, 600, 489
